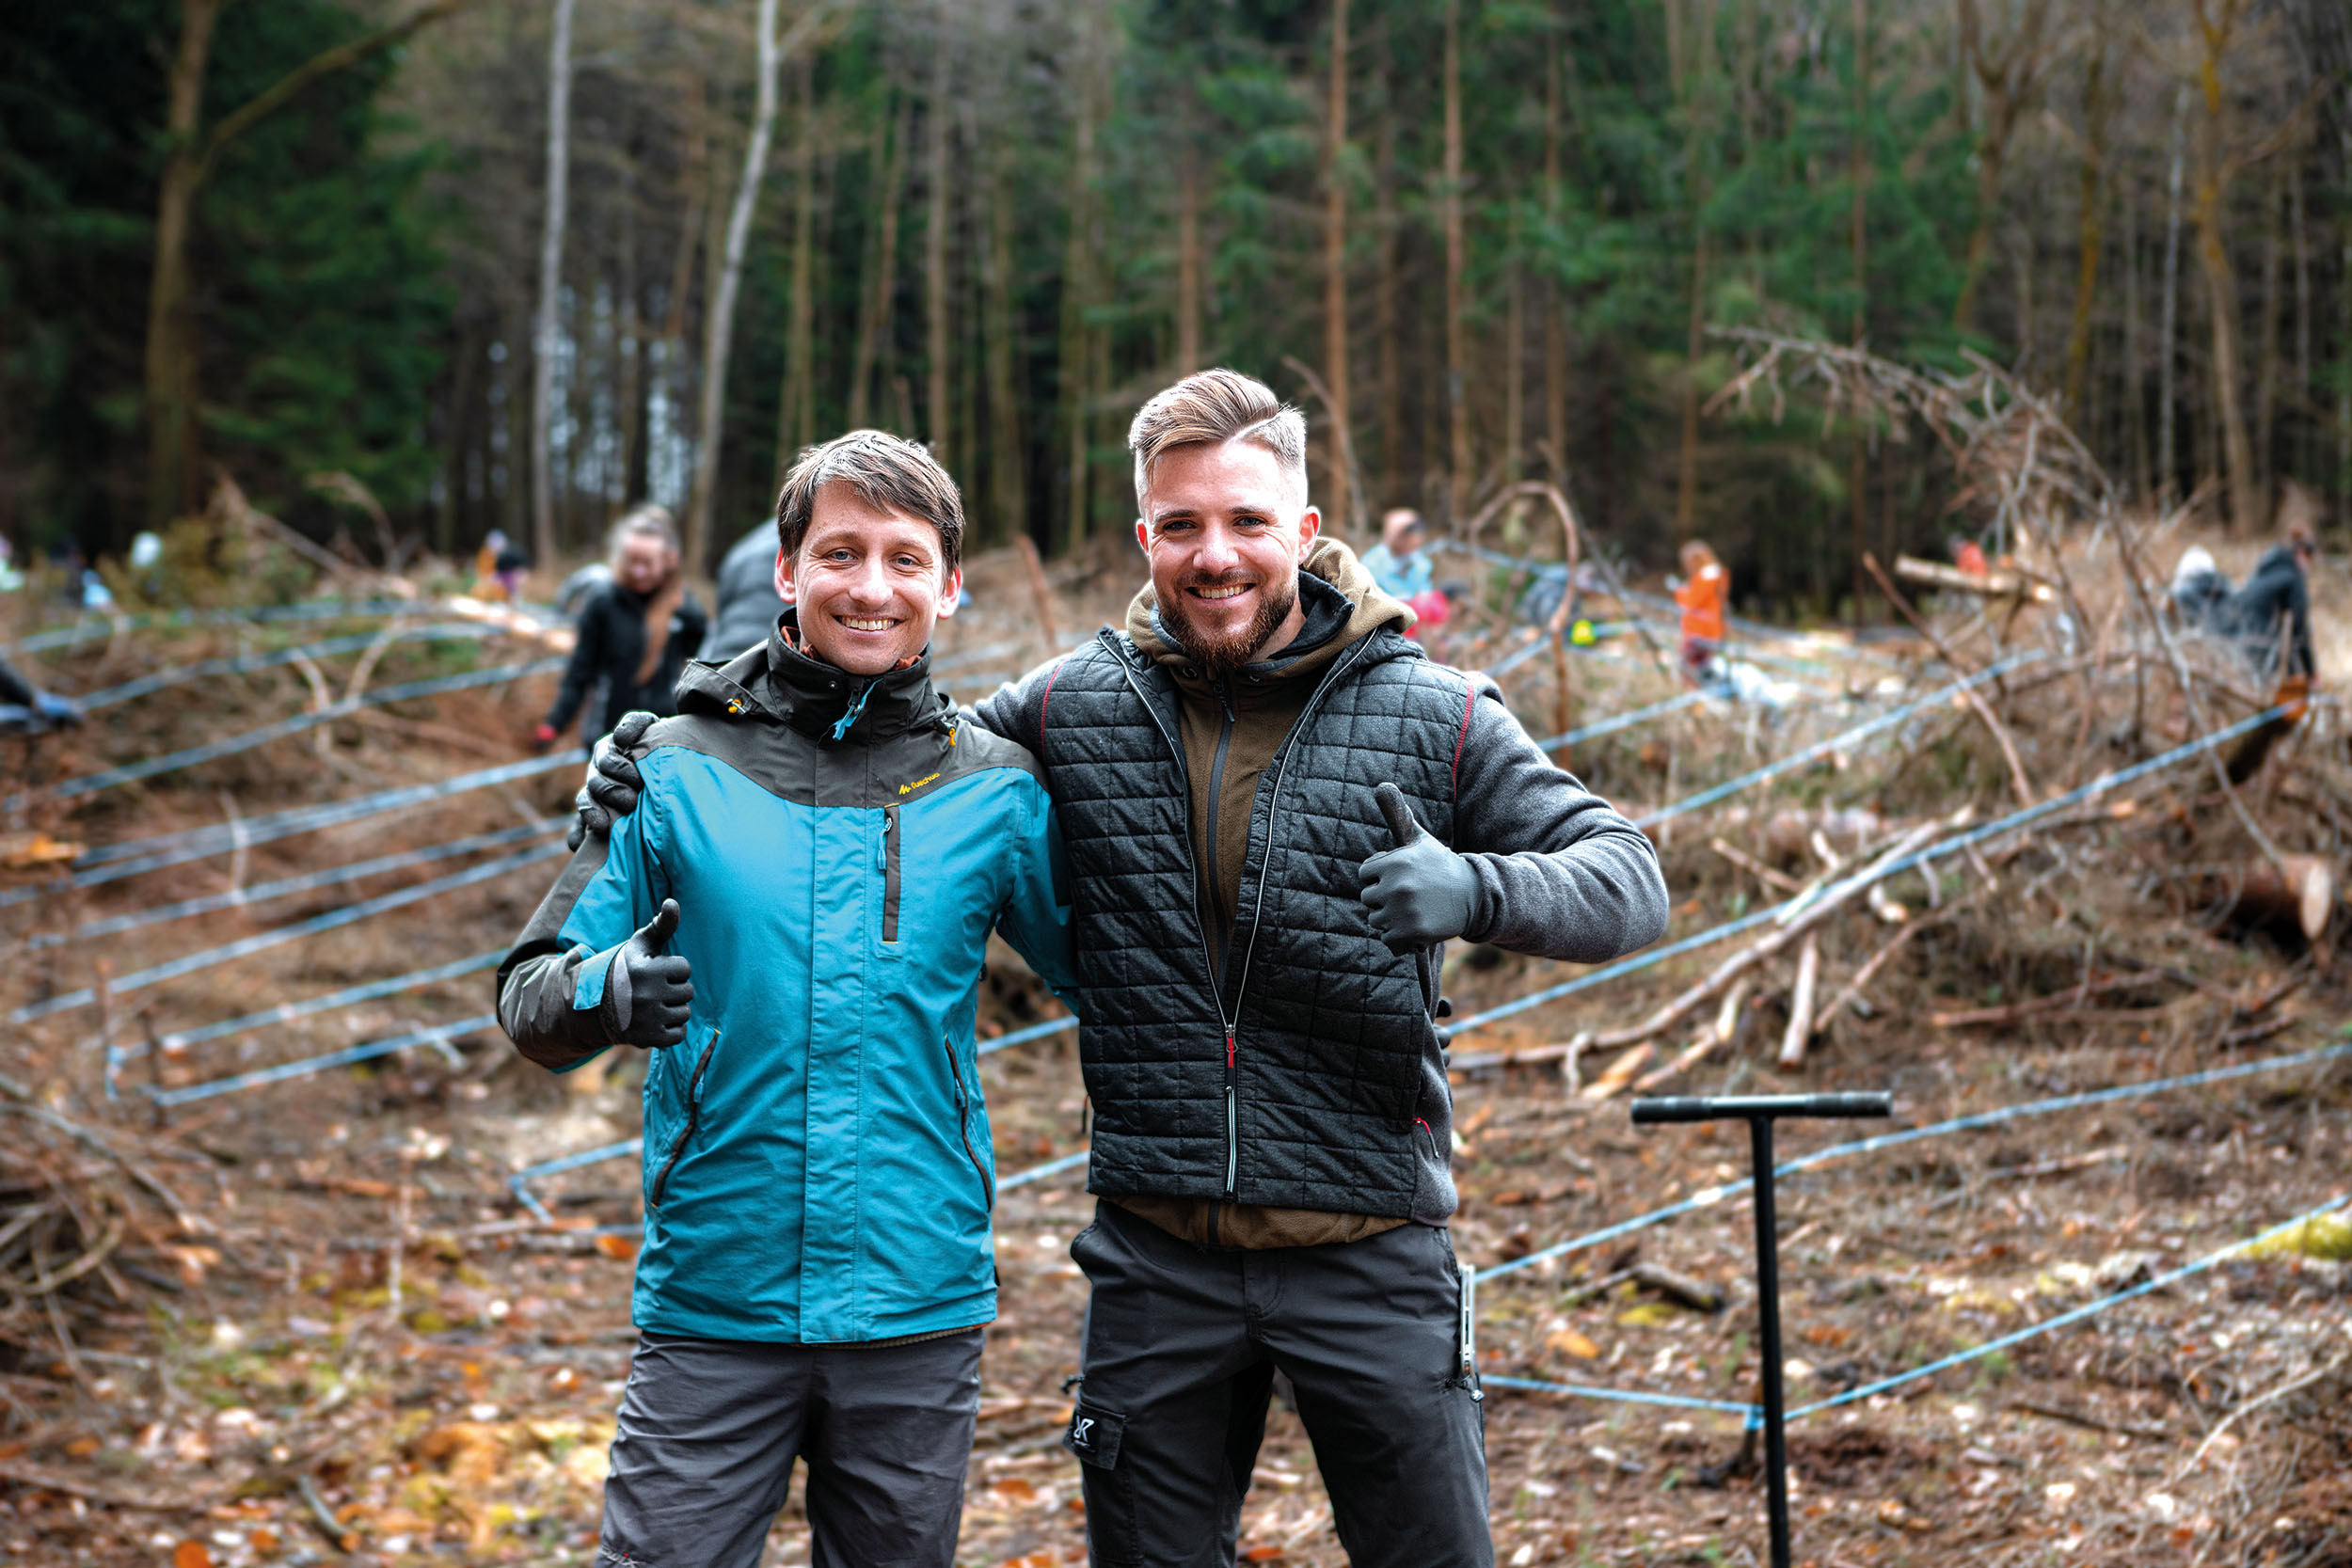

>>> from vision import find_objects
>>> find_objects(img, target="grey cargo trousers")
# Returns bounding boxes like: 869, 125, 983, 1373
1062, 1200, 1491, 1568
597, 1328, 982, 1568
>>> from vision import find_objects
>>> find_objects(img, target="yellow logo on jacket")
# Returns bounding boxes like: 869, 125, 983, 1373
898, 772, 941, 796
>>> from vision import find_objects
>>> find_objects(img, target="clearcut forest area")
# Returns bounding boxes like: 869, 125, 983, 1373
4, 0, 2352, 1566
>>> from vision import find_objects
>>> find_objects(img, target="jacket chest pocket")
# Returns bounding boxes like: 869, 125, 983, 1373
875, 804, 903, 954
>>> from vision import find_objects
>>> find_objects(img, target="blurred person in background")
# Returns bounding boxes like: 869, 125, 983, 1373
1671, 539, 1728, 686
701, 518, 789, 663
535, 506, 706, 752
1359, 507, 1450, 632
473, 529, 532, 601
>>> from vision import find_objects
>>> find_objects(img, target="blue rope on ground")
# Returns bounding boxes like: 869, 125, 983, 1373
7, 600, 442, 656
124, 949, 504, 1061
147, 1013, 501, 1108
43, 657, 565, 801
1630, 650, 2040, 831
1478, 1377, 1763, 1417
1445, 700, 2288, 1041
35, 818, 565, 950
982, 1015, 1076, 1053
998, 1149, 1090, 1191
11, 840, 565, 1023
24, 753, 580, 901
1783, 1193, 2352, 1421
1527, 690, 1707, 752
73, 623, 497, 710
1473, 1039, 2352, 1286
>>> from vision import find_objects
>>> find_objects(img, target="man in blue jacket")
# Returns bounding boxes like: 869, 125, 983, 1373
498, 430, 1076, 1568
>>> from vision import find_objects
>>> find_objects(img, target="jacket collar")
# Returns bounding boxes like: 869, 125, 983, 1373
675, 610, 948, 744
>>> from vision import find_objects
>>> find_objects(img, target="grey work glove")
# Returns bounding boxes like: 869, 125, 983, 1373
1357, 782, 1481, 955
600, 898, 693, 1049
568, 710, 657, 850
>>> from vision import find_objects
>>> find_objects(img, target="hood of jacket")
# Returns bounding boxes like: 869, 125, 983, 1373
675, 608, 951, 745
1122, 536, 1414, 690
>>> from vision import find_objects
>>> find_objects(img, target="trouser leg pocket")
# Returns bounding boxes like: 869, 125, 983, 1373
1066, 1399, 1144, 1566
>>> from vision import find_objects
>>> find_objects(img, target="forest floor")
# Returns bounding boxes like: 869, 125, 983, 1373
2, 530, 2349, 1568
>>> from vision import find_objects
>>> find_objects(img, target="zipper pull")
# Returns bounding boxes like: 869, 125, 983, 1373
1224, 1028, 1236, 1083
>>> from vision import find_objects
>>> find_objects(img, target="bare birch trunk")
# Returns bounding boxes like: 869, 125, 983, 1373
1322, 0, 1351, 519
530, 0, 577, 569
685, 0, 797, 570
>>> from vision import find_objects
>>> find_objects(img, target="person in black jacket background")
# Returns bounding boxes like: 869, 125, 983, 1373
699, 520, 788, 663
534, 506, 707, 751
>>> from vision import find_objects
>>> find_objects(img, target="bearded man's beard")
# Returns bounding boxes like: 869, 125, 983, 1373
1161, 571, 1296, 679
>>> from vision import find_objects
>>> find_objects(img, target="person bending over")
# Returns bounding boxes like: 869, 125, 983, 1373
498, 431, 1076, 1568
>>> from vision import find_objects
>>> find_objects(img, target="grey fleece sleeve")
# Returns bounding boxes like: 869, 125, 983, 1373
1451, 683, 1670, 962
965, 657, 1057, 751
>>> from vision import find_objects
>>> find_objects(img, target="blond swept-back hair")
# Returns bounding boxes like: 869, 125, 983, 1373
1128, 369, 1310, 510
610, 503, 680, 561
774, 429, 966, 575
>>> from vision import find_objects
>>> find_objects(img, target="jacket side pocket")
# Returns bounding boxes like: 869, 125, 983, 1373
647, 1029, 720, 1211
944, 1037, 994, 1213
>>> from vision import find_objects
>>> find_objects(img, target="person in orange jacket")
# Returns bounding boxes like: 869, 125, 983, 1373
1673, 540, 1728, 685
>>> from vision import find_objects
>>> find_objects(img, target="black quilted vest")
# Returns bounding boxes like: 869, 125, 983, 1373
1037, 626, 1474, 1219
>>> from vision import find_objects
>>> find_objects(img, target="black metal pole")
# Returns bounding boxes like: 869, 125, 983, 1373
1629, 1091, 1891, 1568
1750, 1115, 1789, 1568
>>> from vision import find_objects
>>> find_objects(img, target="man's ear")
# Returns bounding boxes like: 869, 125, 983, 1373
936, 565, 964, 620
772, 545, 799, 605
1295, 505, 1323, 562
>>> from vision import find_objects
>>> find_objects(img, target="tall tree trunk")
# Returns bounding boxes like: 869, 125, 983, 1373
2122, 161, 2149, 497
618, 143, 647, 502
2190, 0, 2260, 531
777, 64, 818, 481
979, 128, 1025, 544
850, 100, 909, 432
1176, 153, 1202, 374
142, 0, 466, 532
2061, 28, 2107, 416
1321, 0, 1351, 521
1542, 21, 1568, 488
2255, 168, 2282, 498
1059, 3, 1100, 550
1671, 0, 1715, 542
437, 322, 483, 558
2290, 164, 2311, 480
144, 0, 226, 532
531, 0, 577, 569
1950, 0, 2057, 334
924, 26, 953, 460
1442, 0, 1469, 524
685, 0, 801, 570
1849, 0, 1869, 626
2159, 86, 2187, 501
1374, 23, 1401, 506
1503, 224, 1523, 483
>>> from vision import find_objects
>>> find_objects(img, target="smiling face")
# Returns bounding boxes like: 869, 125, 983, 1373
614, 531, 675, 595
776, 482, 961, 676
1135, 438, 1322, 677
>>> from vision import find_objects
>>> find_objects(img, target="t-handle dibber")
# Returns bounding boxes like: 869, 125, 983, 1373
1628, 1088, 1893, 1568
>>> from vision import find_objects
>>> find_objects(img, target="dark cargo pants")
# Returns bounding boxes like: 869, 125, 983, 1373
598, 1328, 982, 1568
1062, 1201, 1490, 1568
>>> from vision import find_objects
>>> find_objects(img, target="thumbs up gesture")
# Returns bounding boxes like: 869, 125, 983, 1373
1357, 783, 1482, 955
601, 898, 694, 1049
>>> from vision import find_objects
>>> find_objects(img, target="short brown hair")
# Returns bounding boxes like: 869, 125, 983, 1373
774, 430, 965, 575
1128, 369, 1309, 508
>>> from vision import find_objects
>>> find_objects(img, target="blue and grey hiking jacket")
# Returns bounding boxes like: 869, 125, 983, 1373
497, 618, 1077, 1344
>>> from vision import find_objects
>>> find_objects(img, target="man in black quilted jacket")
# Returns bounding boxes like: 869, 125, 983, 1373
580, 371, 1668, 1567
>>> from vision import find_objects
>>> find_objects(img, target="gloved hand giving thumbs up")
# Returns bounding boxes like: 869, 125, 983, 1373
601, 897, 694, 1049
1357, 783, 1482, 955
